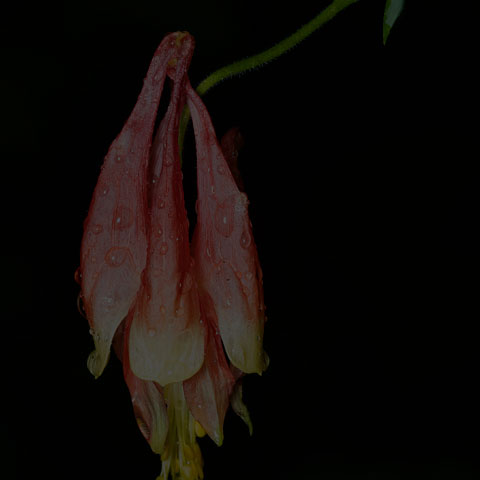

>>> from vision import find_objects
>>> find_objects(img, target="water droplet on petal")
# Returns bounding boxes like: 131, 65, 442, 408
234, 193, 249, 214
115, 156, 123, 163
105, 247, 129, 267
217, 165, 226, 175
159, 242, 168, 255
148, 328, 156, 337
99, 184, 109, 197
240, 230, 251, 249
102, 296, 115, 311
181, 271, 193, 294
113, 206, 134, 230
175, 307, 184, 317
158, 199, 166, 209
92, 224, 103, 234
214, 199, 234, 237
74, 267, 82, 284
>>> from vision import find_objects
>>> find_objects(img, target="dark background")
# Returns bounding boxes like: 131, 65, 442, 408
2, 1, 477, 479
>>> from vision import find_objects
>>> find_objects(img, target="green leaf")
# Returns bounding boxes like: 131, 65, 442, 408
383, 0, 405, 45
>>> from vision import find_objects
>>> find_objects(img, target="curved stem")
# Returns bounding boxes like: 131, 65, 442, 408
179, 0, 360, 158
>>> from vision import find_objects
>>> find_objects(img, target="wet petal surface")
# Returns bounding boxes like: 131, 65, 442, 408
129, 35, 205, 386
80, 34, 184, 378
187, 82, 267, 374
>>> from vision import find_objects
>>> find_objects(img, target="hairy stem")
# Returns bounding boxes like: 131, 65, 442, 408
179, 0, 360, 157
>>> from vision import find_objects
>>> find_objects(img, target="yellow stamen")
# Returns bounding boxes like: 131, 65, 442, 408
159, 383, 204, 480
194, 421, 206, 438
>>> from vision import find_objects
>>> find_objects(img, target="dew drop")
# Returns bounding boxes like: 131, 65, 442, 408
115, 156, 123, 163
210, 185, 216, 195
181, 272, 193, 294
217, 165, 226, 175
148, 328, 156, 337
102, 296, 115, 311
92, 224, 103, 234
245, 271, 254, 282
105, 247, 129, 267
234, 193, 249, 214
160, 305, 166, 315
225, 297, 232, 308
159, 242, 168, 255
113, 206, 134, 230
175, 307, 184, 317
214, 199, 234, 237
74, 267, 82, 284
99, 184, 109, 197
240, 230, 251, 249
158, 199, 166, 209
155, 226, 163, 237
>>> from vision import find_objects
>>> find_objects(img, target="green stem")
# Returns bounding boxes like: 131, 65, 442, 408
179, 0, 360, 157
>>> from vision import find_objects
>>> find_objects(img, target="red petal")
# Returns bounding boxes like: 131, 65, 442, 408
128, 34, 205, 386
183, 291, 235, 446
186, 82, 267, 374
80, 33, 185, 378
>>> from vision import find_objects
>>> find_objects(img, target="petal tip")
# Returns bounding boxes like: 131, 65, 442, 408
86, 340, 111, 379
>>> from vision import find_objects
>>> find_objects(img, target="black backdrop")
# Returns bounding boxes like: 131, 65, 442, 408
3, 1, 477, 479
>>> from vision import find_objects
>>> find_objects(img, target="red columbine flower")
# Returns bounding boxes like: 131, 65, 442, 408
78, 31, 267, 480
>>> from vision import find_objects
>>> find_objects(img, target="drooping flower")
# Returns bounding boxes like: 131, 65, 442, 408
78, 31, 267, 480
187, 81, 268, 375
